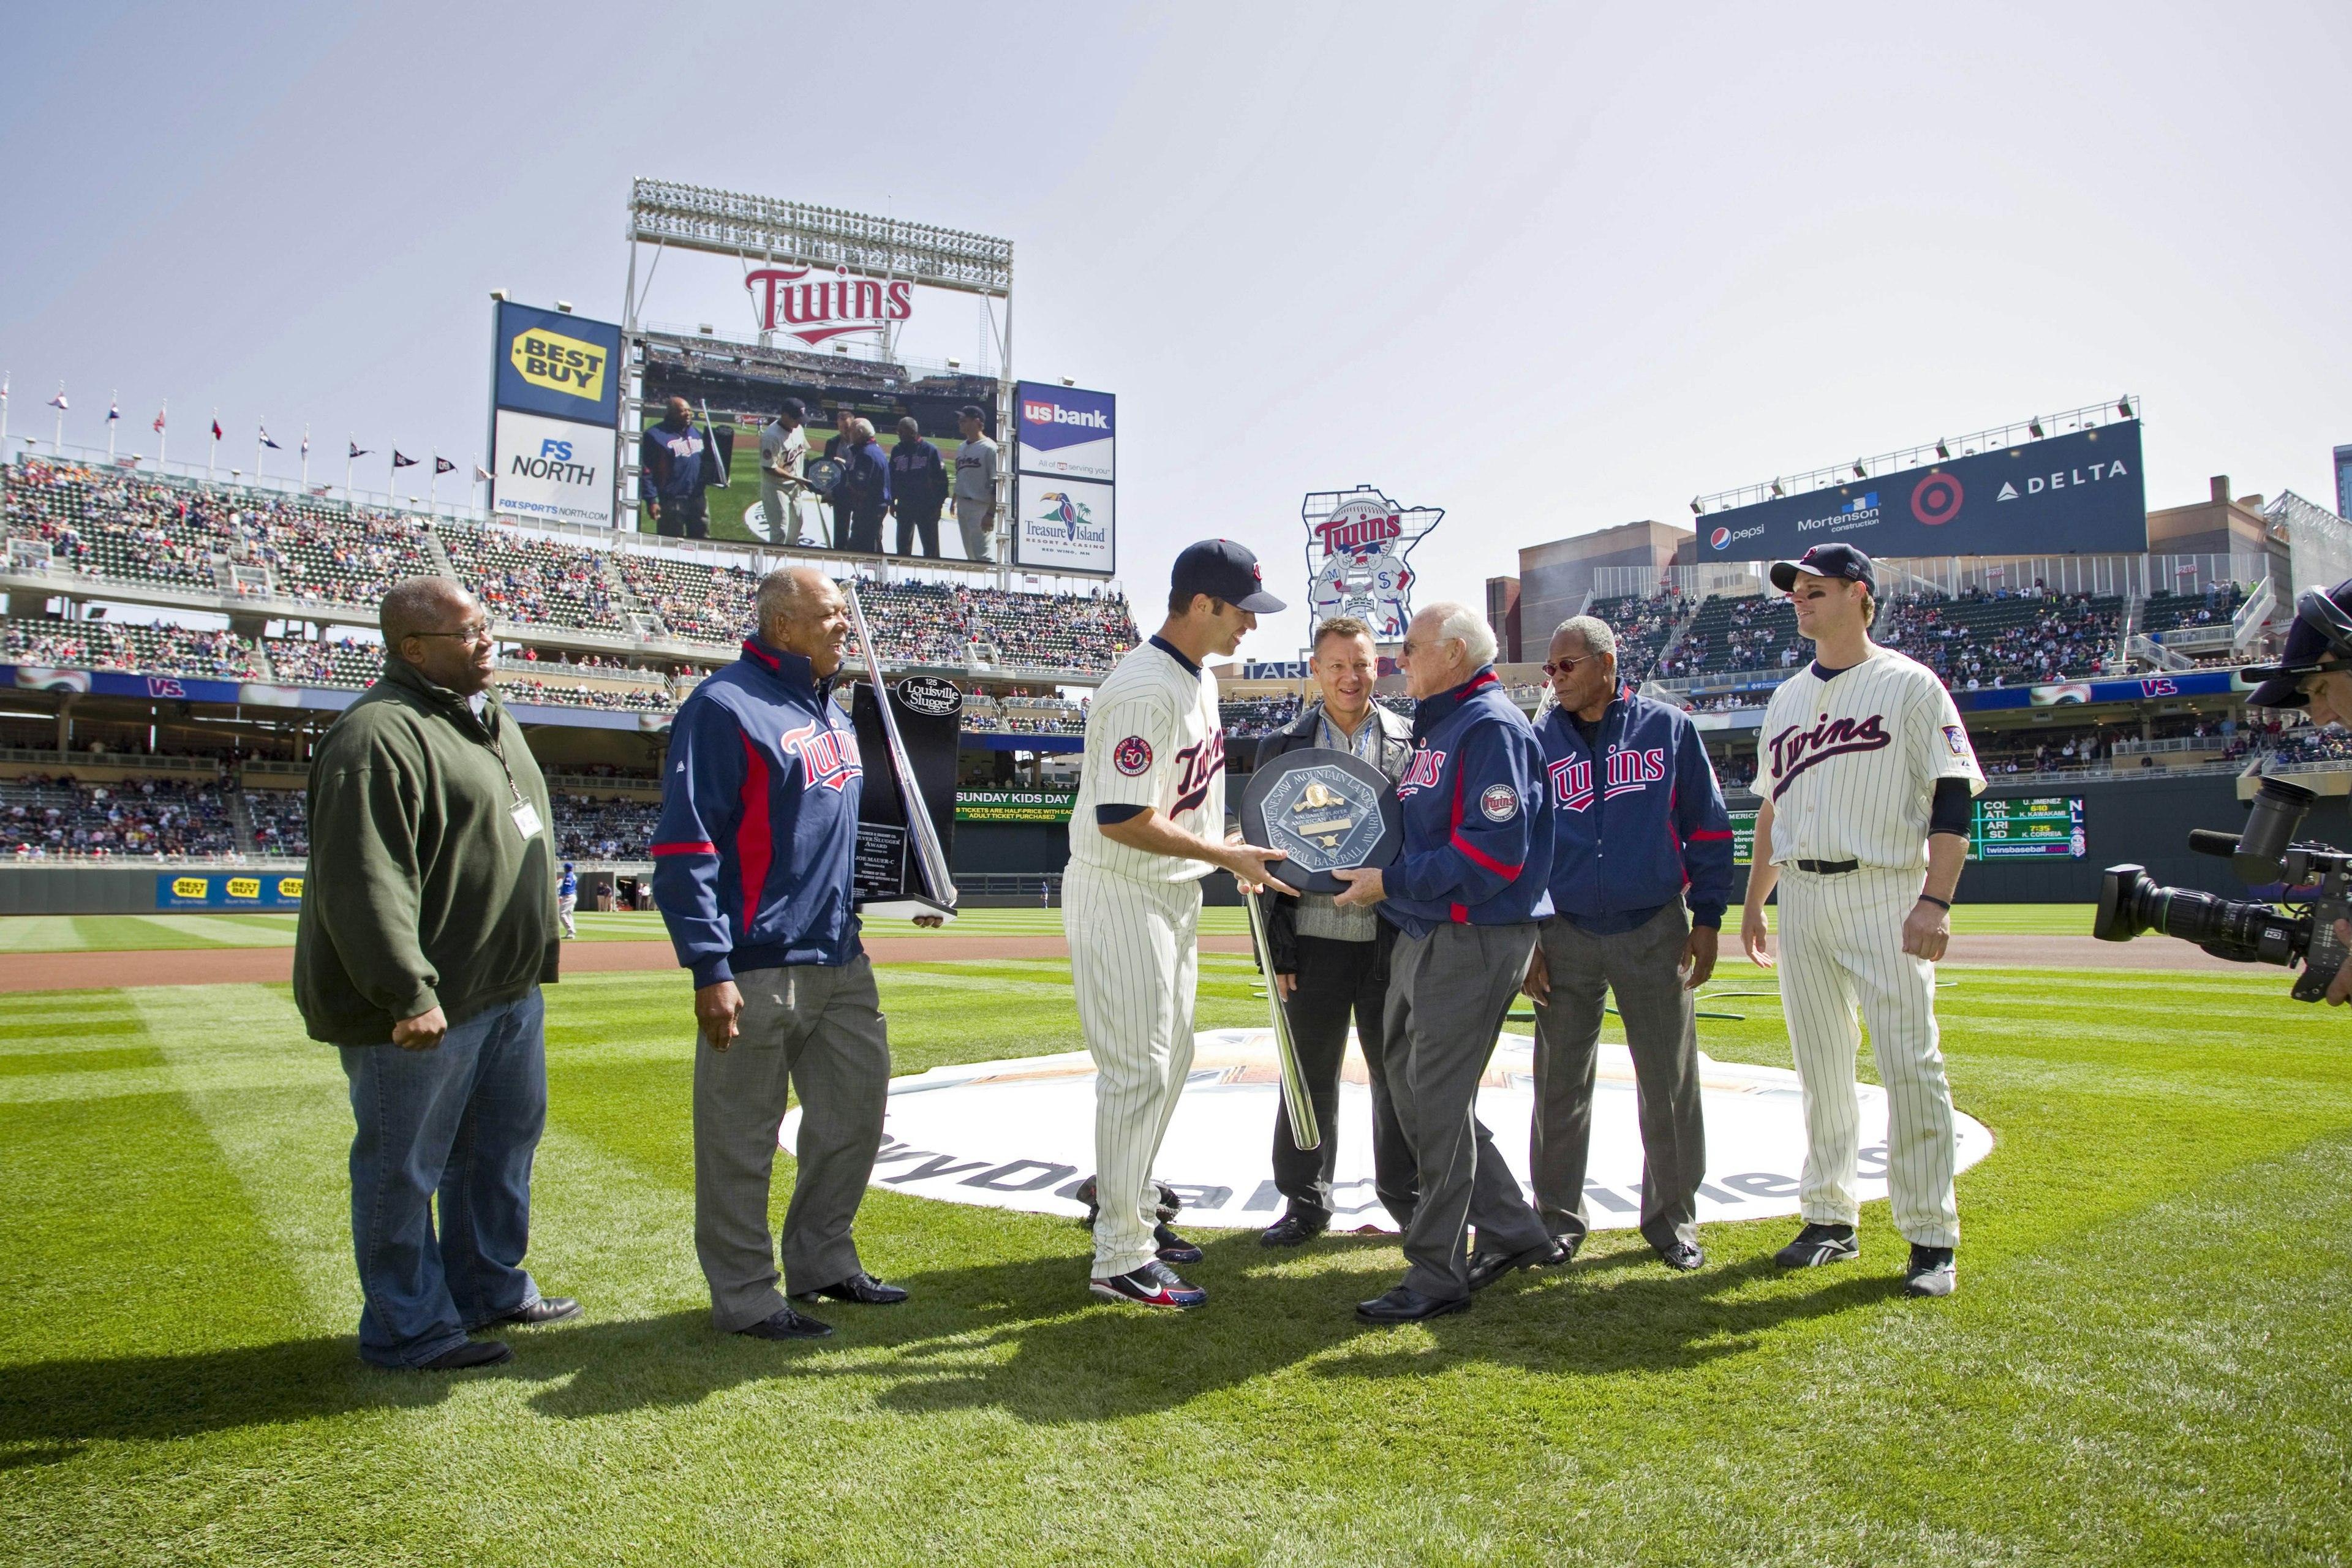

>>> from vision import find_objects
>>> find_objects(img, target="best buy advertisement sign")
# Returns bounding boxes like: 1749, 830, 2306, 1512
157, 873, 304, 910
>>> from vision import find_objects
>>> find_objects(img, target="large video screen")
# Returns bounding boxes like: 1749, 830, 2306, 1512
1699, 423, 2146, 563
639, 334, 1001, 557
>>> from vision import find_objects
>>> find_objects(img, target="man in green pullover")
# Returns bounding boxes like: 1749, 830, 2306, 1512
294, 576, 578, 1370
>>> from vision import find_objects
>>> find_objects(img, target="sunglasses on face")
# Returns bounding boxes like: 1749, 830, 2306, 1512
1543, 653, 1603, 676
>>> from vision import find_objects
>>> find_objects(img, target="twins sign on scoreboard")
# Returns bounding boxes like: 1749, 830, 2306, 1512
1013, 382, 1115, 575
1301, 486, 1444, 640
488, 300, 624, 529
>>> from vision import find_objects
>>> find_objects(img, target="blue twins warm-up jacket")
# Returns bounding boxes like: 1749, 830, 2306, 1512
1536, 685, 1737, 930
1381, 666, 1556, 941
651, 636, 865, 984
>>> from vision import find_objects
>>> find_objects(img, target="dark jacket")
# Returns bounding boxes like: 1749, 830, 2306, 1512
639, 418, 720, 503
831, 436, 889, 513
888, 439, 948, 516
293, 658, 560, 1046
1381, 666, 1556, 940
1536, 685, 1736, 930
650, 636, 866, 985
1252, 699, 1415, 974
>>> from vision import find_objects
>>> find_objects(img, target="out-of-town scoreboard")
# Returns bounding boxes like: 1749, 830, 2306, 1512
1729, 796, 2084, 864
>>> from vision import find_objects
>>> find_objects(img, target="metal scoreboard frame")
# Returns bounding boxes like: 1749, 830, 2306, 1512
618, 179, 1025, 566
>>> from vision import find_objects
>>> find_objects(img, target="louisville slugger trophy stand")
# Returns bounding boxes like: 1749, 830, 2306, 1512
845, 586, 960, 921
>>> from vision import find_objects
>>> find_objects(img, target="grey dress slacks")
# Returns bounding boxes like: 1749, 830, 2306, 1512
1529, 902, 1706, 1251
693, 956, 890, 1331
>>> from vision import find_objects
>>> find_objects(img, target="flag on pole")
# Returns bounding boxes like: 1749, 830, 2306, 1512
349, 440, 370, 459
433, 456, 456, 475
391, 450, 418, 469
259, 426, 282, 450
48, 389, 67, 411
211, 417, 224, 440
474, 462, 492, 482
153, 407, 166, 433
107, 398, 120, 423
300, 429, 310, 458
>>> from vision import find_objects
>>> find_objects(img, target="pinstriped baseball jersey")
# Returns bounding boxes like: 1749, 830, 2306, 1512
1756, 647, 1983, 870
1068, 637, 1225, 883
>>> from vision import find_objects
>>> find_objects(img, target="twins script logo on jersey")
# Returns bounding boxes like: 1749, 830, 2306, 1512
1548, 747, 1668, 813
1398, 747, 1448, 797
1113, 736, 1153, 776
1170, 731, 1226, 815
1767, 712, 1890, 799
780, 720, 862, 793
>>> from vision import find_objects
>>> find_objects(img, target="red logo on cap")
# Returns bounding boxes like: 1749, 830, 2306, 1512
1253, 562, 1262, 581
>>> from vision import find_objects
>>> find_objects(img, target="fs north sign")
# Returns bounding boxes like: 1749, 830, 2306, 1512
744, 266, 913, 347
491, 409, 616, 528
1702, 423, 2147, 560
1302, 486, 1444, 640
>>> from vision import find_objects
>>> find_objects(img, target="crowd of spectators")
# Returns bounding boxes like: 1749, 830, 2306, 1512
1586, 590, 1693, 682
1876, 589, 2124, 688
552, 793, 661, 861
437, 525, 622, 628
246, 788, 308, 858
2142, 582, 2248, 636
1, 617, 263, 680
496, 678, 676, 714
0, 774, 240, 857
1219, 695, 1303, 736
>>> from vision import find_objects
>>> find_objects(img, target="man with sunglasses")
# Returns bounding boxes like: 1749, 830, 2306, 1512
295, 577, 575, 1371
1522, 614, 1735, 1272
2244, 578, 2352, 1005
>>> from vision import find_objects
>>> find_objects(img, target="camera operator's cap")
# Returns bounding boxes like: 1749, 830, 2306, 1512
2245, 578, 2352, 707
1173, 538, 1287, 614
1770, 543, 1875, 594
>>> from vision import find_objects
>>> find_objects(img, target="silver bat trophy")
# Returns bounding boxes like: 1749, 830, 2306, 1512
1243, 884, 1320, 1151
845, 582, 957, 918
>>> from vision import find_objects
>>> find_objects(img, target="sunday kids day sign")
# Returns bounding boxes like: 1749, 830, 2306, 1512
1302, 486, 1444, 640
1701, 423, 2147, 562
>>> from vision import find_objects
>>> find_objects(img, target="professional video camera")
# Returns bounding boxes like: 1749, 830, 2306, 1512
2093, 777, 2352, 1001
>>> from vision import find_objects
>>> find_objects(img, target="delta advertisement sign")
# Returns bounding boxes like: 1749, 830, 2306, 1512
1702, 423, 2147, 562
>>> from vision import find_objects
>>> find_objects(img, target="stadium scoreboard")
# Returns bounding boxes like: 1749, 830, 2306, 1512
1728, 797, 2084, 864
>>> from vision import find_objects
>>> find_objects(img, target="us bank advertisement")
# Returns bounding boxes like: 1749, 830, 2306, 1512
1014, 380, 1116, 573
1699, 423, 2147, 562
489, 300, 624, 528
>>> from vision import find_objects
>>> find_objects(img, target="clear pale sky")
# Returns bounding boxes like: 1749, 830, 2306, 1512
5, 2, 2346, 662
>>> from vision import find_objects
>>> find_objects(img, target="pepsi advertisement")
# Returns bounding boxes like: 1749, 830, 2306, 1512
1702, 423, 2146, 562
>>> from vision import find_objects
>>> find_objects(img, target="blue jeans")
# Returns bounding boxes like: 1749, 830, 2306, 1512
338, 989, 549, 1368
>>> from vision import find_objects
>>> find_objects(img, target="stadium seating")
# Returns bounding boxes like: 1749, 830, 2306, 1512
1220, 695, 1301, 736
0, 774, 239, 857
436, 523, 622, 629
612, 553, 758, 644
497, 677, 675, 714
263, 635, 381, 687
246, 788, 308, 858
1653, 594, 1798, 680
1, 617, 263, 680
552, 792, 662, 859
1877, 591, 2124, 687
1586, 591, 1692, 682
2141, 583, 2247, 635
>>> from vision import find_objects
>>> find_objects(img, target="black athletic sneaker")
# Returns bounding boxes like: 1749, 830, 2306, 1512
1902, 1245, 1957, 1298
1090, 1259, 1207, 1309
1153, 1223, 1204, 1264
1774, 1222, 1860, 1268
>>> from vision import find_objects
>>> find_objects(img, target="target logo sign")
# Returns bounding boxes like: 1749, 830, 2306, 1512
1912, 472, 1964, 526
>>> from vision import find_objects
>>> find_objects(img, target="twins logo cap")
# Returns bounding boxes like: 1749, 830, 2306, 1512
1173, 538, 1287, 614
1770, 542, 1876, 594
2244, 578, 2352, 708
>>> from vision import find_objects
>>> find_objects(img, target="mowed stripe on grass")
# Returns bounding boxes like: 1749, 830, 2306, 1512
1, 958, 2349, 1563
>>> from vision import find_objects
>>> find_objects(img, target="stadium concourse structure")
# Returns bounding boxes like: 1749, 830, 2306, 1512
0, 447, 1134, 900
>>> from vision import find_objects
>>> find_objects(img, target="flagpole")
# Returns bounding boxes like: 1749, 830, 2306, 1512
345, 439, 354, 500
156, 402, 167, 469
429, 454, 439, 512
1, 373, 10, 447
53, 385, 64, 453
107, 391, 117, 460
255, 423, 265, 483
301, 426, 310, 488
208, 410, 217, 483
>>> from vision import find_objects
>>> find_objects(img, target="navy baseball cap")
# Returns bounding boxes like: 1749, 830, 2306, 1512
1771, 543, 1876, 594
2244, 579, 2352, 708
1172, 539, 1286, 614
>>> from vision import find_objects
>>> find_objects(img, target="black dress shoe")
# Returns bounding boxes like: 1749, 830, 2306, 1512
1259, 1211, 1329, 1248
737, 1305, 834, 1340
1355, 1286, 1471, 1324
485, 1297, 581, 1327
791, 1272, 909, 1305
417, 1340, 512, 1371
1655, 1241, 1705, 1272
1465, 1238, 1569, 1292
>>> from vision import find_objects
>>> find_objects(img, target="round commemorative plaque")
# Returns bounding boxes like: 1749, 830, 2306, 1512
1238, 746, 1404, 897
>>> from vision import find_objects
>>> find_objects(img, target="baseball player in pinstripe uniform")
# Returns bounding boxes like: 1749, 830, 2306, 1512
1067, 540, 1291, 1309
1738, 543, 1983, 1299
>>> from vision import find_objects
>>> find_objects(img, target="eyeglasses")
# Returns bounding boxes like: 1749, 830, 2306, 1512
412, 622, 494, 646
1543, 654, 1604, 676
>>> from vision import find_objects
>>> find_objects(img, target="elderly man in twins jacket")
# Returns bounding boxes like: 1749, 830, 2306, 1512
1522, 614, 1736, 1273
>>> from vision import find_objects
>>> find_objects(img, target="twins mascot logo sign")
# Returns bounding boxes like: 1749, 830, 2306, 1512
1301, 486, 1445, 640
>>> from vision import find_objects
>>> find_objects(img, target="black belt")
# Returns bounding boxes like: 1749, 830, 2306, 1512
1795, 859, 1860, 875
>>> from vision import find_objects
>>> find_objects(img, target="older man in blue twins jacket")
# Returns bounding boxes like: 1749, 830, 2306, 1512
1334, 601, 1562, 1324
1523, 614, 1736, 1273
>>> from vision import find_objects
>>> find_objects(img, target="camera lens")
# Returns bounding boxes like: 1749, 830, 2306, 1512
2237, 776, 2317, 880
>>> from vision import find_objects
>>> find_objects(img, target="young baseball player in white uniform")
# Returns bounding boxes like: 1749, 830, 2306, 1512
1739, 543, 1983, 1298
1067, 540, 1291, 1309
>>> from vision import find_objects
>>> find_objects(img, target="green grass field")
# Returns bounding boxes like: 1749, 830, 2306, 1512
2, 943, 2348, 1565
0, 903, 2106, 954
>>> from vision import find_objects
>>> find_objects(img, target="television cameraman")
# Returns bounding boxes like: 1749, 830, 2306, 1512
2244, 578, 2352, 1005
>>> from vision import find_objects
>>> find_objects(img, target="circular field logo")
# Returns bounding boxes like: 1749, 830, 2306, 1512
786, 1030, 1995, 1232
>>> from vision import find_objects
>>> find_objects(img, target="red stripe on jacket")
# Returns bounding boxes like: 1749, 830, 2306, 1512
737, 734, 773, 921
649, 840, 717, 856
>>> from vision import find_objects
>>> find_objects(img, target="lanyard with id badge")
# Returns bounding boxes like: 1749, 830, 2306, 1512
481, 710, 543, 840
